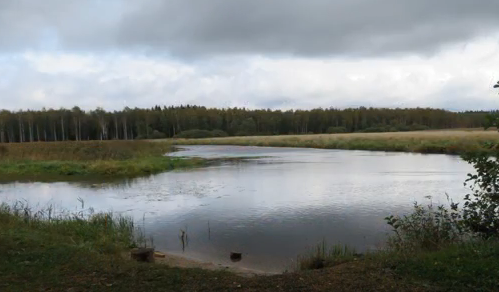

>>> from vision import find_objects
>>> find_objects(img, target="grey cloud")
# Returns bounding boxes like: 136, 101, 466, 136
1, 0, 499, 57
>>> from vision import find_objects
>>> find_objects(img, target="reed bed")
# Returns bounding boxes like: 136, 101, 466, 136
172, 130, 499, 154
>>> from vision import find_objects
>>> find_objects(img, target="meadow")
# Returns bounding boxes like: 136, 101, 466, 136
0, 141, 204, 178
171, 129, 499, 154
2, 200, 498, 291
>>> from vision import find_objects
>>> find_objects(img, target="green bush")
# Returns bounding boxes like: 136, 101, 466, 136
385, 198, 464, 252
360, 125, 393, 133
211, 129, 229, 137
359, 124, 430, 133
326, 126, 347, 133
409, 124, 430, 131
175, 129, 228, 139
461, 150, 499, 238
151, 130, 166, 139
386, 147, 499, 252
175, 129, 213, 138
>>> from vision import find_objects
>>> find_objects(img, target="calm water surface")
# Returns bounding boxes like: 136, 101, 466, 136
0, 146, 473, 273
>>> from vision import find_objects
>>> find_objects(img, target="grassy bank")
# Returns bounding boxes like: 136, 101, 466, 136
171, 129, 499, 154
0, 203, 422, 292
0, 141, 204, 178
2, 202, 498, 291
296, 239, 499, 291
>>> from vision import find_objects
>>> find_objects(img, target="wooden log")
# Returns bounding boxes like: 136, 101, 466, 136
130, 248, 155, 263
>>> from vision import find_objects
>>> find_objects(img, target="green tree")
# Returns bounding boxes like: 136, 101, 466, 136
484, 81, 499, 130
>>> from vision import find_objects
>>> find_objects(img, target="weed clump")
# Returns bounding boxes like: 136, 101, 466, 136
298, 240, 357, 270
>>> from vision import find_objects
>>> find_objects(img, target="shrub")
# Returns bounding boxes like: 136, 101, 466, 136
151, 130, 166, 139
327, 126, 347, 133
175, 129, 212, 139
395, 124, 411, 132
360, 125, 392, 133
386, 146, 499, 248
409, 124, 430, 131
385, 197, 464, 252
175, 129, 228, 139
461, 150, 499, 238
210, 130, 229, 137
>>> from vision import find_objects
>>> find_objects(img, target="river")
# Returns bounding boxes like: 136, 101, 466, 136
0, 145, 474, 273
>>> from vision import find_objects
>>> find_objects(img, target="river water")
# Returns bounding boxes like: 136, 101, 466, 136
0, 145, 474, 273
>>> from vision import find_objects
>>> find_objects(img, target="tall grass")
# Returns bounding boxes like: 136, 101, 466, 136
0, 200, 141, 253
297, 240, 357, 270
0, 140, 172, 161
0, 141, 205, 177
171, 130, 499, 154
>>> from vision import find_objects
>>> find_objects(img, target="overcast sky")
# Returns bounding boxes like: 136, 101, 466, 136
1, 0, 499, 111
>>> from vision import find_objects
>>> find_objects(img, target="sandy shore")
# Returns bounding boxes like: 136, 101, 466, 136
153, 251, 276, 277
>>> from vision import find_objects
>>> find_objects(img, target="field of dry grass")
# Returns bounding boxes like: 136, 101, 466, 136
170, 129, 499, 154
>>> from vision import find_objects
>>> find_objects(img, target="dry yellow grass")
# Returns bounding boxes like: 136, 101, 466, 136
170, 130, 499, 154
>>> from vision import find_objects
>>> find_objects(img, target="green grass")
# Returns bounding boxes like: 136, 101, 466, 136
0, 203, 422, 291
297, 241, 357, 270
376, 241, 499, 291
0, 157, 205, 178
294, 196, 499, 291
4, 201, 499, 291
0, 141, 206, 178
293, 239, 499, 291
0, 140, 172, 161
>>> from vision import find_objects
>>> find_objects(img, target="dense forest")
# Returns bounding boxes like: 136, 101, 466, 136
0, 106, 489, 143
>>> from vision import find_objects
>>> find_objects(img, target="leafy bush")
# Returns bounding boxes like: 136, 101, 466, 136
461, 151, 499, 238
151, 130, 166, 139
360, 125, 394, 133
175, 129, 228, 139
175, 129, 213, 138
386, 147, 499, 251
409, 124, 430, 131
359, 124, 429, 133
385, 197, 464, 252
211, 129, 229, 137
326, 126, 347, 134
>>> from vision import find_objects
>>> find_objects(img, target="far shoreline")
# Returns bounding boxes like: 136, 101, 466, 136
167, 129, 499, 155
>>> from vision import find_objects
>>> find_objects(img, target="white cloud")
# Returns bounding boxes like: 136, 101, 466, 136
1, 35, 498, 111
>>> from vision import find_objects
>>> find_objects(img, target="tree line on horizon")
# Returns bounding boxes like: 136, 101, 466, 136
0, 106, 489, 143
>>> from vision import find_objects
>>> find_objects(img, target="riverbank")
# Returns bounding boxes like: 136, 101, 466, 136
2, 203, 498, 291
0, 141, 204, 178
170, 130, 499, 155
0, 205, 418, 291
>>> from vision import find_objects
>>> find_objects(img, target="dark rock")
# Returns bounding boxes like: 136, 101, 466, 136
131, 248, 155, 263
230, 252, 242, 262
